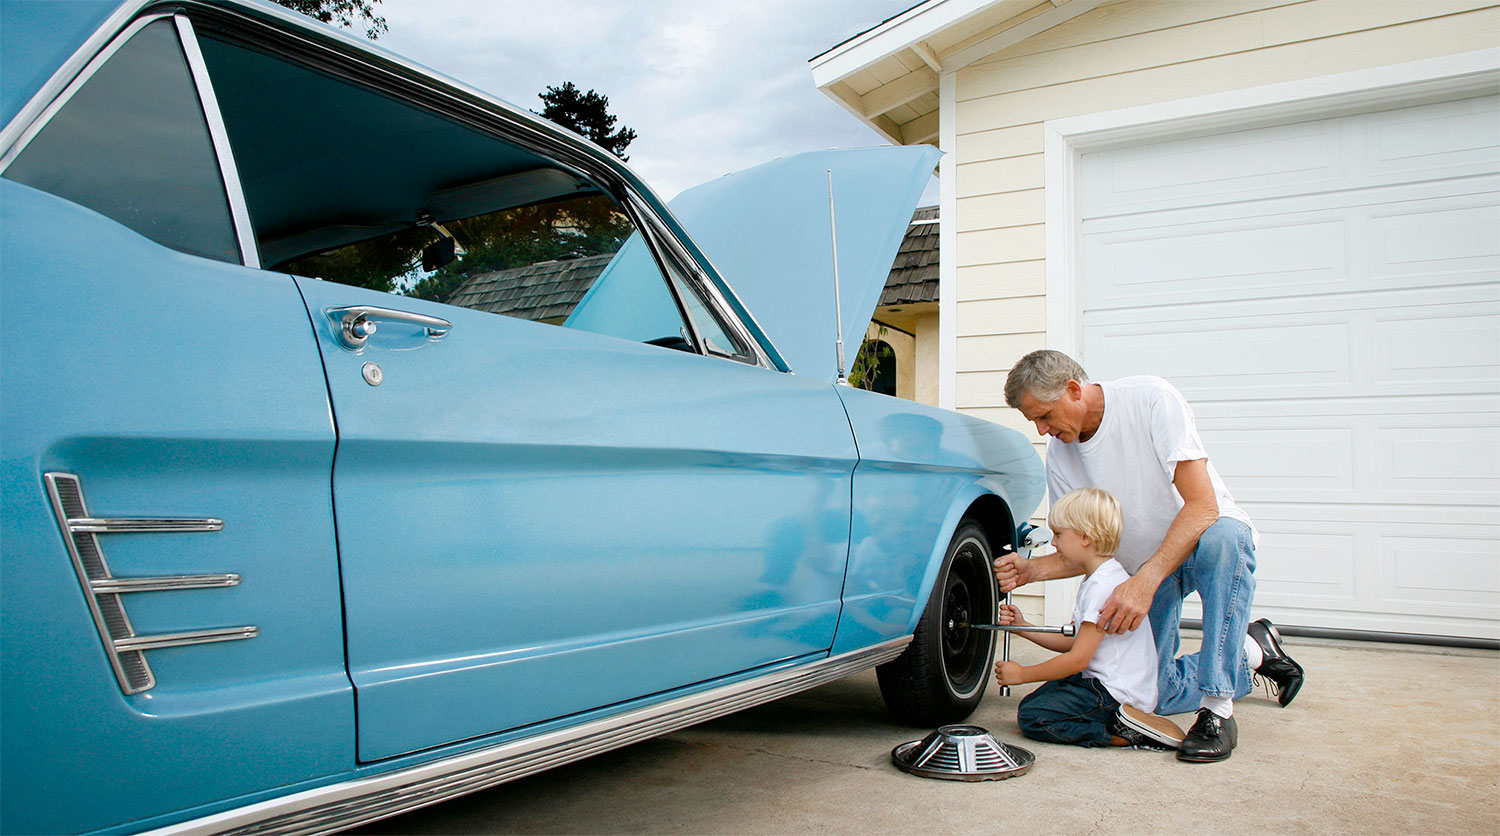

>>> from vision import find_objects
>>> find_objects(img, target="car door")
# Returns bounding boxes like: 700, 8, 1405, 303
186, 26, 859, 761
297, 274, 854, 760
0, 16, 349, 835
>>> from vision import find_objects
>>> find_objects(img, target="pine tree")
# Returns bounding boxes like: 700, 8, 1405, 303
534, 82, 637, 160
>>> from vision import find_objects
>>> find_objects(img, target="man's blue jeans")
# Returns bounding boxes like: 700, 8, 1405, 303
1016, 672, 1119, 747
1148, 517, 1258, 715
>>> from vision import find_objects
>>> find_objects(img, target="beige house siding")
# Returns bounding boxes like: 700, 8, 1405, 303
950, 0, 1500, 443
914, 310, 941, 405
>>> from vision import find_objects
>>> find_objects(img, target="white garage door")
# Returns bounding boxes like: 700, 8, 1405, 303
1076, 94, 1500, 640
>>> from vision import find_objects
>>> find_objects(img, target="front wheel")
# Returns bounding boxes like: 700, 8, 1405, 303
877, 520, 999, 726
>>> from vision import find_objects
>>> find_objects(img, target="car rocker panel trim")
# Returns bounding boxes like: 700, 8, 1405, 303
144, 637, 911, 836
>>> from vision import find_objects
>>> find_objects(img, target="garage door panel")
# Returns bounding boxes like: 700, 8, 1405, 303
1386, 535, 1500, 610
1193, 394, 1500, 420
1085, 320, 1351, 392
1200, 414, 1498, 507
1082, 95, 1498, 218
1251, 531, 1359, 603
1374, 306, 1494, 387
1373, 308, 1500, 386
1184, 516, 1500, 637
1082, 218, 1349, 305
1379, 427, 1500, 499
1199, 427, 1355, 494
1082, 120, 1344, 218
1363, 95, 1500, 181
1083, 185, 1498, 310
1085, 293, 1499, 401
1370, 201, 1500, 279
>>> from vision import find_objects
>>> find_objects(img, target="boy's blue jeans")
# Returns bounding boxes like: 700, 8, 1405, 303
1016, 673, 1118, 746
1148, 517, 1258, 715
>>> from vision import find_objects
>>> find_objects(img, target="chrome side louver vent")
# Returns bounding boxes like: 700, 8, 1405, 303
44, 473, 257, 695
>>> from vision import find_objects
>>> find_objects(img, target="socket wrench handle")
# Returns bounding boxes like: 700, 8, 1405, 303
962, 622, 1076, 637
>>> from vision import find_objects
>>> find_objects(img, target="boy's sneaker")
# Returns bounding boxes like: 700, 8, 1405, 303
1248, 618, 1304, 707
1114, 705, 1185, 750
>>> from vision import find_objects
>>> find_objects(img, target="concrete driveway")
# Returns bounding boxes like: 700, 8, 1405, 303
351, 635, 1499, 835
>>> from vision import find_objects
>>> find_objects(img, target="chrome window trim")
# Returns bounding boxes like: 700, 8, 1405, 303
142, 636, 911, 836
628, 194, 773, 369
175, 14, 261, 268
0, 10, 168, 174
615, 196, 710, 358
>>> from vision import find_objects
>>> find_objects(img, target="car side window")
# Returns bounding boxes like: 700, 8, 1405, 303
194, 30, 716, 354
3, 19, 240, 263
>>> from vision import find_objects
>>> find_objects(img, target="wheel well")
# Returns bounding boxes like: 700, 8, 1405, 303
965, 494, 1016, 552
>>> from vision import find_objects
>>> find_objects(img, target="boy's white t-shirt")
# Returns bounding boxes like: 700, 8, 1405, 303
1045, 376, 1256, 575
1076, 559, 1158, 712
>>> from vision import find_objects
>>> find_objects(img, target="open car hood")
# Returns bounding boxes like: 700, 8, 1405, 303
669, 146, 941, 382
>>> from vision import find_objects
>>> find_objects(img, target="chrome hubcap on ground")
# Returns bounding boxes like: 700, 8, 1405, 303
891, 725, 1034, 781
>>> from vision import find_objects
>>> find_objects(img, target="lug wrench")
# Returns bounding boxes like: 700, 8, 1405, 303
997, 523, 1052, 696
960, 622, 1076, 636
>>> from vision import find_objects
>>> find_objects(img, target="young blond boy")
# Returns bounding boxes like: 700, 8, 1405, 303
995, 488, 1184, 749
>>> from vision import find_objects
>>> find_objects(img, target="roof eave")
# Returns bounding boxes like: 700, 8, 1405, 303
809, 0, 993, 89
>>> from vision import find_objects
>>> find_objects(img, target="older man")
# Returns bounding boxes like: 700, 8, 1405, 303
994, 350, 1303, 763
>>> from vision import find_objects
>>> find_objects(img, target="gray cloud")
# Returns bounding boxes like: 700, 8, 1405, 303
376, 0, 922, 199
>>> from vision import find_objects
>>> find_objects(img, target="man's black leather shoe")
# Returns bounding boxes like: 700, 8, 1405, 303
1248, 618, 1304, 706
1177, 709, 1237, 763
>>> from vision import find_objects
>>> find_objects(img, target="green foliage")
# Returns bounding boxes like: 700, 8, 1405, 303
274, 0, 387, 39
848, 326, 894, 391
534, 82, 637, 160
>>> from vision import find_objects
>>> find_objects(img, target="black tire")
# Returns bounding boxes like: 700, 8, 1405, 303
877, 520, 999, 726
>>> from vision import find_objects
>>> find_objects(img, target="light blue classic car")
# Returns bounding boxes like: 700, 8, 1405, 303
0, 1, 1044, 833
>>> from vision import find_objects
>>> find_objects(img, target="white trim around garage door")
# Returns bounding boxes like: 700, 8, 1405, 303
1043, 47, 1500, 359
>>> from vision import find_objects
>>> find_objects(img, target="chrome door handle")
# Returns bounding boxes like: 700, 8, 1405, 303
326, 305, 451, 349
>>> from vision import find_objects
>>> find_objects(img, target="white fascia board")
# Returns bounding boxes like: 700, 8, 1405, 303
810, 0, 994, 87
942, 0, 1105, 73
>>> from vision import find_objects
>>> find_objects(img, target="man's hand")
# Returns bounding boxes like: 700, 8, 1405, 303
994, 660, 1026, 686
1096, 573, 1157, 634
993, 553, 1034, 593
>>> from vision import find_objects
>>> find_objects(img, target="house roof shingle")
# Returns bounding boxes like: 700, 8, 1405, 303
445, 253, 613, 321
882, 205, 938, 307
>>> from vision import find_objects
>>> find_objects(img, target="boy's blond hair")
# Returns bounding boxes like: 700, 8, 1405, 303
1047, 488, 1123, 556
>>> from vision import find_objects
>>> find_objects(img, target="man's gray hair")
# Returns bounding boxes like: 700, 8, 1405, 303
1004, 350, 1088, 408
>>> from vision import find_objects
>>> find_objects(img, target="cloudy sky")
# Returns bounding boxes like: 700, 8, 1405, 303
370, 0, 931, 202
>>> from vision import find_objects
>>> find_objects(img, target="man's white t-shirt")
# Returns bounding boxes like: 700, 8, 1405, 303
1045, 376, 1256, 575
1076, 559, 1158, 711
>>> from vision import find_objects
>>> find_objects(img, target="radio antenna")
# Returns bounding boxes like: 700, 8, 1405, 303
828, 169, 847, 384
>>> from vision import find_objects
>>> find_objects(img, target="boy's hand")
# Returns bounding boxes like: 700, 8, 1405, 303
994, 660, 1026, 686
996, 603, 1029, 627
